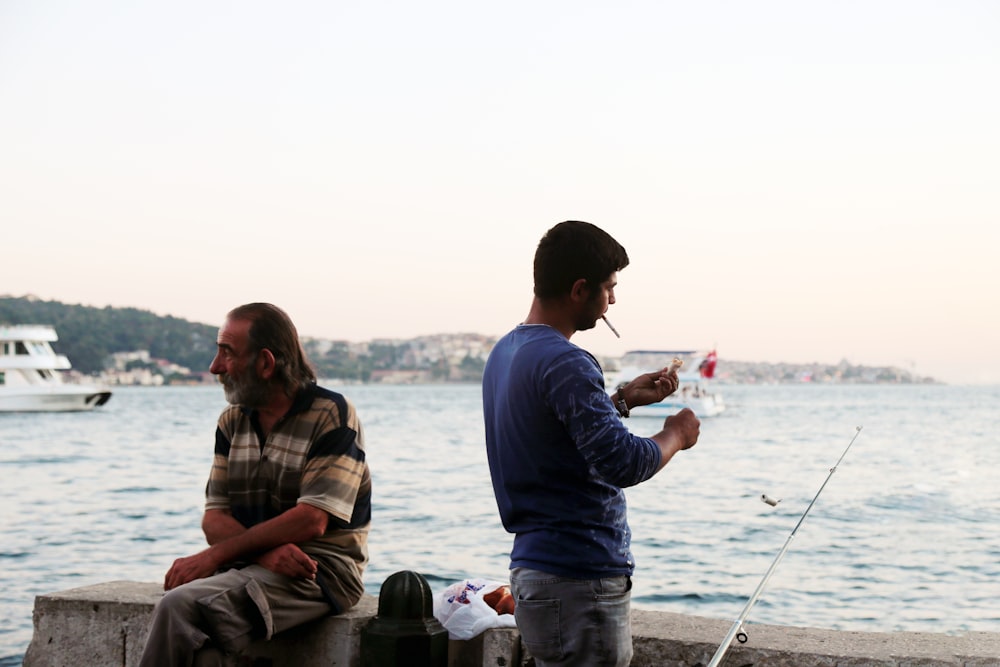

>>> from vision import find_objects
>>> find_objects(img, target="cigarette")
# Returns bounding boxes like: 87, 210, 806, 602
601, 315, 620, 338
670, 358, 683, 373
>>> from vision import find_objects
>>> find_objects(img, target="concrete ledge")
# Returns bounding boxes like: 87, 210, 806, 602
22, 581, 378, 667
448, 628, 522, 667
22, 581, 1000, 666
629, 608, 1000, 667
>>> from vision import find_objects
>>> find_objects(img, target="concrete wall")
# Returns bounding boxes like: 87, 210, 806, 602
23, 581, 1000, 667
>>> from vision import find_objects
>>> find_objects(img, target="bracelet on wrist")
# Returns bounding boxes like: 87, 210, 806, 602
614, 382, 630, 418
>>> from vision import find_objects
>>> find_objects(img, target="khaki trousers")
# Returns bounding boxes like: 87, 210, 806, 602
138, 565, 332, 667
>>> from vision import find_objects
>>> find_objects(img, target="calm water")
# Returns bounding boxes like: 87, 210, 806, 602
2, 383, 999, 662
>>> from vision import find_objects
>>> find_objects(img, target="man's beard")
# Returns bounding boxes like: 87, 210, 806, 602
220, 364, 271, 407
576, 314, 599, 332
575, 298, 604, 332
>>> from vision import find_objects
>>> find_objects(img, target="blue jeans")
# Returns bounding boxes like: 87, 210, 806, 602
509, 567, 633, 667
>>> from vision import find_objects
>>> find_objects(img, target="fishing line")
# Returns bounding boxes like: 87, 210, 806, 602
707, 425, 863, 667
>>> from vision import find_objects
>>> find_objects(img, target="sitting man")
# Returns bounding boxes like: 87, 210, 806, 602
140, 303, 371, 666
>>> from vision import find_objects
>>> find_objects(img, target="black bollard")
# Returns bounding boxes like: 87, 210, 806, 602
361, 570, 448, 667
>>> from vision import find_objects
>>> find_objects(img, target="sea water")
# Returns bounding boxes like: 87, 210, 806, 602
2, 382, 999, 662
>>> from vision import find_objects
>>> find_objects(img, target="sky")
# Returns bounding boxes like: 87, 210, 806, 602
1, 1, 998, 384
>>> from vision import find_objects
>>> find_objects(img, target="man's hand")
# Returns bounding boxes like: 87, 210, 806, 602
164, 548, 222, 591
255, 544, 319, 580
620, 365, 681, 409
651, 407, 700, 473
163, 504, 328, 590
664, 408, 700, 451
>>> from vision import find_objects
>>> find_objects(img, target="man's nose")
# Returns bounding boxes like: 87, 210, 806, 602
209, 355, 224, 374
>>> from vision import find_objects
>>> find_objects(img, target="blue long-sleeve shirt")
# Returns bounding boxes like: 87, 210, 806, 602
482, 324, 662, 578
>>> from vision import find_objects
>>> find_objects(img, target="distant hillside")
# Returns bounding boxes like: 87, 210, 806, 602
0, 295, 218, 374
0, 296, 491, 383
1, 296, 935, 384
707, 358, 935, 384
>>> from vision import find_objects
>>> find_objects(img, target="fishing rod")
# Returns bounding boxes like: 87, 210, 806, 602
707, 425, 863, 667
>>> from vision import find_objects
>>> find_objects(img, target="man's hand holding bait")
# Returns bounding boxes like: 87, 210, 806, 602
616, 358, 684, 410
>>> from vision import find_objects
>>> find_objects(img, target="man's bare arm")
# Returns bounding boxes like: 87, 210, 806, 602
202, 508, 247, 545
164, 503, 329, 590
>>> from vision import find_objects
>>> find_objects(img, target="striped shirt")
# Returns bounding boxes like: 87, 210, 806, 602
206, 383, 371, 613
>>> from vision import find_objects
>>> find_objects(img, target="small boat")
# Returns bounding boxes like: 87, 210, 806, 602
607, 349, 725, 418
0, 324, 112, 412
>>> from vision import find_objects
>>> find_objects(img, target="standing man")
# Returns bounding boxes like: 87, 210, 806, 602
140, 303, 371, 666
482, 221, 701, 667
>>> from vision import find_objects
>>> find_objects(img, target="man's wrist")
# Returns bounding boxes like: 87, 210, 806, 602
614, 382, 630, 418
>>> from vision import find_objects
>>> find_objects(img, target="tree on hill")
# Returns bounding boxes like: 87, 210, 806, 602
0, 296, 218, 374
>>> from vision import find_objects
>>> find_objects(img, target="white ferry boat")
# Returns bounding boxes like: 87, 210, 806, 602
0, 325, 112, 412
607, 349, 725, 418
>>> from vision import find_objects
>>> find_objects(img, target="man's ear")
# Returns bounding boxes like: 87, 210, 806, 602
257, 348, 277, 379
569, 278, 590, 303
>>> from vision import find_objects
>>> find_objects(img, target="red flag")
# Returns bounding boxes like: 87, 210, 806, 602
700, 350, 717, 379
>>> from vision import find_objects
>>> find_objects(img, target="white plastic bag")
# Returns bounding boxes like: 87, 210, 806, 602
433, 578, 518, 640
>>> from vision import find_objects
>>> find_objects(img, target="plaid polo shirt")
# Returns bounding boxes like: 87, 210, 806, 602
206, 383, 371, 613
